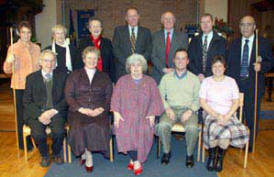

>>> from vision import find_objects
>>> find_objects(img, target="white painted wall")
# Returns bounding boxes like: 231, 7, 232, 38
204, 0, 228, 22
35, 0, 57, 48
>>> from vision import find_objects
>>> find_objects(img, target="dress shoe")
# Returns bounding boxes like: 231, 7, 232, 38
185, 155, 194, 168
215, 147, 225, 172
206, 148, 216, 171
127, 162, 134, 170
52, 154, 63, 165
161, 152, 171, 165
40, 156, 50, 167
85, 165, 93, 173
134, 165, 143, 176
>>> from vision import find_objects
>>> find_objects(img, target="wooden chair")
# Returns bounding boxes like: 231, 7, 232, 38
157, 122, 202, 162
201, 93, 249, 168
65, 125, 114, 163
22, 125, 68, 162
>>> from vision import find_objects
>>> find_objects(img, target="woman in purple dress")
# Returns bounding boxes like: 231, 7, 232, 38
65, 46, 112, 173
111, 54, 164, 175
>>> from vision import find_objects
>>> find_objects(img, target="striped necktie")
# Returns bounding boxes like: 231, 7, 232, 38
130, 27, 136, 54
240, 39, 249, 78
202, 35, 208, 73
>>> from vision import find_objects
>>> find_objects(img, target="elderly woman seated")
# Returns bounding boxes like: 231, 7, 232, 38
199, 55, 249, 172
65, 46, 112, 173
111, 54, 164, 175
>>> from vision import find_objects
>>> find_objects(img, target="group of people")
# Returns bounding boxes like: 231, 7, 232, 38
3, 6, 273, 175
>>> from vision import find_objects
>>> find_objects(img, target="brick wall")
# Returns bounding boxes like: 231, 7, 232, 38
65, 0, 198, 40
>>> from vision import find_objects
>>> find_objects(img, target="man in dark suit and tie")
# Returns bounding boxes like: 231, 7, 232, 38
112, 7, 152, 80
188, 13, 226, 81
151, 11, 188, 84
227, 16, 273, 152
23, 50, 68, 167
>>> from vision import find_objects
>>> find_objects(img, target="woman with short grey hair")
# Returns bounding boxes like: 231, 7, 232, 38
111, 54, 164, 175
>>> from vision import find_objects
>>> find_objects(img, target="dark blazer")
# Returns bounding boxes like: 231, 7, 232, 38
226, 35, 273, 96
78, 37, 116, 82
151, 30, 188, 84
65, 68, 112, 114
45, 44, 83, 73
23, 69, 68, 121
188, 31, 226, 77
112, 25, 152, 79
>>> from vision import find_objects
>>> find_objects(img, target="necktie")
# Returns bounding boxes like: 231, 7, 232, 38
240, 39, 249, 77
165, 32, 171, 68
130, 27, 136, 54
202, 35, 208, 73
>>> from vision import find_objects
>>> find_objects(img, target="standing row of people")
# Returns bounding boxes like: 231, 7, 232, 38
3, 6, 273, 175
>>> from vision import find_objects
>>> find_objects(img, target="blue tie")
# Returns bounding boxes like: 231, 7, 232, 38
240, 39, 249, 77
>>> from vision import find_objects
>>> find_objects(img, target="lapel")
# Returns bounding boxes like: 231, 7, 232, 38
160, 30, 165, 54
80, 68, 91, 86
135, 27, 142, 51
37, 71, 47, 99
124, 26, 131, 48
235, 38, 242, 69
207, 31, 218, 52
250, 34, 256, 65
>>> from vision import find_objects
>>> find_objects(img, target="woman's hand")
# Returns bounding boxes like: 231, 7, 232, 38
146, 116, 155, 127
114, 111, 124, 128
78, 107, 91, 116
90, 107, 104, 117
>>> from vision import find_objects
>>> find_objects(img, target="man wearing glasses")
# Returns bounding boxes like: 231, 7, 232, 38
226, 16, 273, 152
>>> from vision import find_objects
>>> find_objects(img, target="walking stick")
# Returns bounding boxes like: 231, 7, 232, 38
10, 27, 19, 152
253, 29, 259, 152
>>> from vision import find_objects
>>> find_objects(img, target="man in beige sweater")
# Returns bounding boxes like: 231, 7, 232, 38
155, 48, 200, 168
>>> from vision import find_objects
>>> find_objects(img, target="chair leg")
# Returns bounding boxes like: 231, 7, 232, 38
157, 137, 161, 159
110, 137, 113, 162
244, 141, 249, 168
197, 130, 202, 162
23, 133, 28, 162
202, 146, 205, 162
30, 137, 37, 149
63, 138, 67, 163
68, 144, 72, 163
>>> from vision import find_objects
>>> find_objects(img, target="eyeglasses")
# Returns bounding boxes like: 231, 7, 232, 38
240, 23, 254, 28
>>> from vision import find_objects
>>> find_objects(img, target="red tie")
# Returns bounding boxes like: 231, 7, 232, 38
165, 32, 170, 67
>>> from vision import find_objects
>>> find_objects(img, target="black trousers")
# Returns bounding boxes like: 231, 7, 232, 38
15, 90, 32, 150
27, 115, 65, 157
238, 79, 261, 150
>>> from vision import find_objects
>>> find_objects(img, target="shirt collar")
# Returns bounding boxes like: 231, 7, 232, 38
164, 28, 174, 36
242, 34, 254, 43
174, 70, 187, 79
41, 70, 53, 79
202, 30, 213, 39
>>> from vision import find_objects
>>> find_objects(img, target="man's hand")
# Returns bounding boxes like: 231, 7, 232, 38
198, 74, 205, 82
166, 108, 176, 120
180, 110, 192, 122
163, 68, 174, 74
253, 62, 261, 72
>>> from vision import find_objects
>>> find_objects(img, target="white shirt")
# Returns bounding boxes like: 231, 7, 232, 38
164, 28, 174, 41
202, 31, 213, 50
241, 34, 254, 65
85, 67, 96, 84
41, 70, 53, 80
128, 25, 138, 39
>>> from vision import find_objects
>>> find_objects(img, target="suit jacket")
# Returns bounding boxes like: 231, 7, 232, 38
151, 30, 188, 84
226, 35, 273, 97
45, 44, 83, 73
112, 25, 152, 79
65, 69, 112, 114
78, 37, 116, 82
188, 31, 226, 76
23, 69, 68, 121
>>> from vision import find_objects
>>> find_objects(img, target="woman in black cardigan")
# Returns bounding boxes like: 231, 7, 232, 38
78, 18, 116, 82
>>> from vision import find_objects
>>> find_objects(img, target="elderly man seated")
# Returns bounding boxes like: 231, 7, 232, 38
155, 48, 200, 168
23, 50, 68, 167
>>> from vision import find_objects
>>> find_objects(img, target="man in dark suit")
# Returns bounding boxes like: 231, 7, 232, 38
188, 13, 226, 81
23, 50, 68, 167
151, 11, 188, 84
226, 16, 273, 152
112, 7, 152, 80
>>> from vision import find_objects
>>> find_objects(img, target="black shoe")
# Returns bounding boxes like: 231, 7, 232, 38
215, 147, 225, 172
206, 148, 216, 171
186, 155, 194, 168
52, 154, 63, 165
161, 152, 171, 165
40, 156, 50, 167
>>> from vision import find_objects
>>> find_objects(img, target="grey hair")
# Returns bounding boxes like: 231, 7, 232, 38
125, 54, 148, 73
39, 49, 57, 64
51, 24, 67, 35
